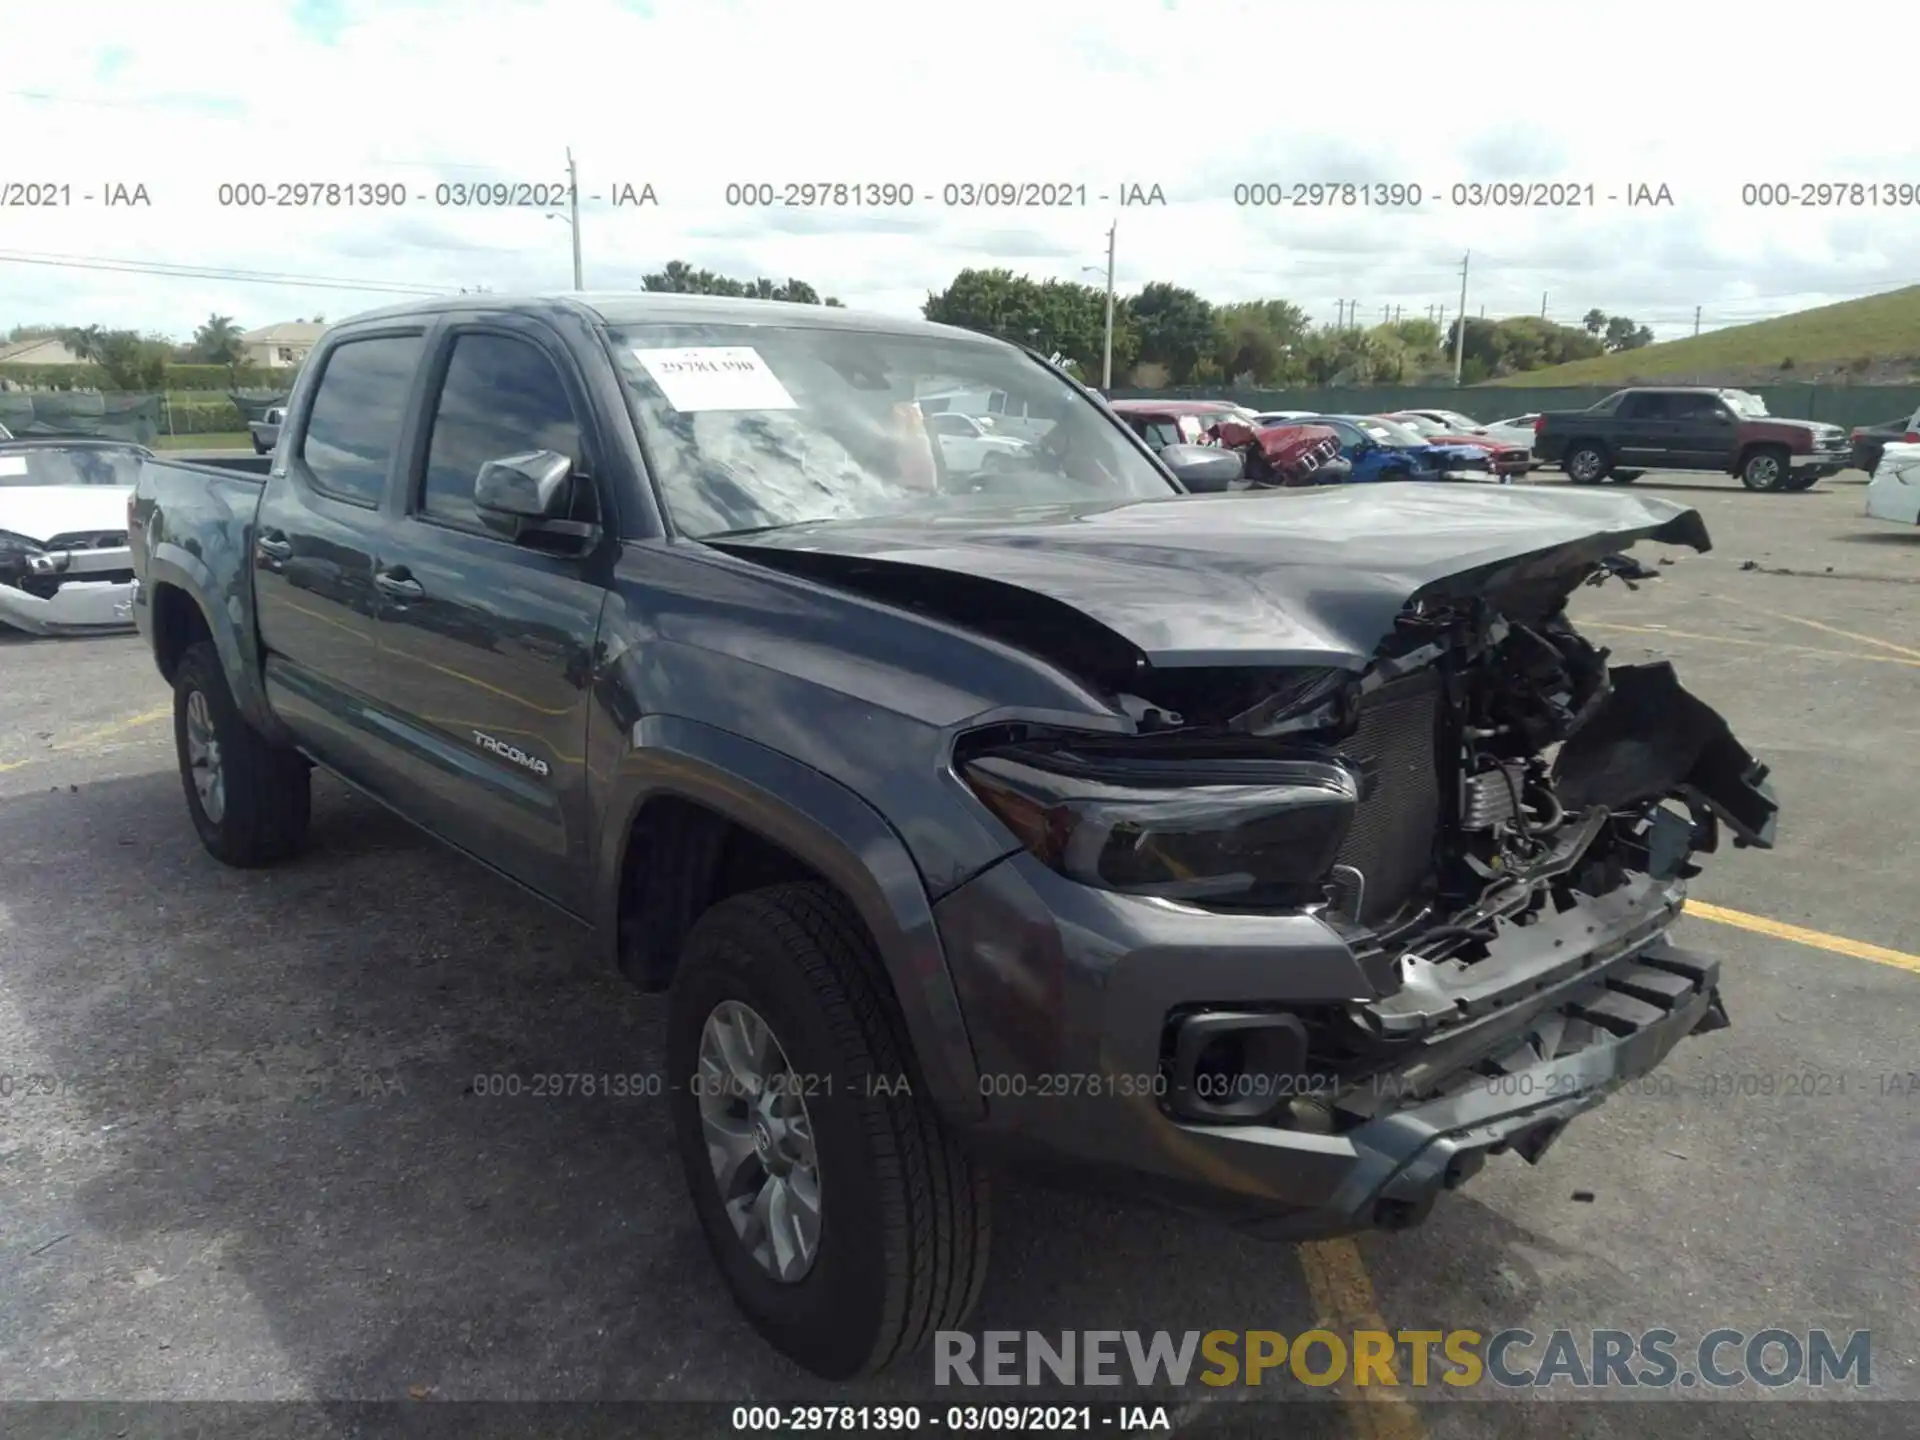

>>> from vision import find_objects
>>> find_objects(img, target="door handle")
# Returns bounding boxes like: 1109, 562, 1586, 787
374, 567, 425, 600
255, 534, 292, 562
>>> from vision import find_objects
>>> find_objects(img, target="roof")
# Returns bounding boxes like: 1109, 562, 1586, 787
0, 435, 153, 454
1107, 399, 1241, 414
239, 321, 328, 345
0, 337, 89, 365
332, 292, 996, 345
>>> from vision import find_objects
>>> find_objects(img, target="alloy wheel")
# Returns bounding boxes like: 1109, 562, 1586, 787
696, 1000, 822, 1283
184, 689, 225, 824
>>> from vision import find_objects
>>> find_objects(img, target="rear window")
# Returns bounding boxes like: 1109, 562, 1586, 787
299, 334, 425, 506
0, 444, 148, 488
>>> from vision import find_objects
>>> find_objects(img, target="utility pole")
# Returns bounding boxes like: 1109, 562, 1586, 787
1335, 299, 1345, 328
1693, 305, 1702, 337
566, 146, 583, 290
1100, 220, 1116, 391
1452, 251, 1470, 387
1541, 292, 1548, 319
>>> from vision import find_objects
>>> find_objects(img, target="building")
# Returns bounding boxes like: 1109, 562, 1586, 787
239, 321, 328, 369
0, 336, 90, 367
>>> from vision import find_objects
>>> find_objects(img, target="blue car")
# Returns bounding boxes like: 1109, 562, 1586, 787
1288, 414, 1495, 482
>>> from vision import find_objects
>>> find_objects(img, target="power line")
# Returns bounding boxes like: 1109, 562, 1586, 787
0, 250, 453, 296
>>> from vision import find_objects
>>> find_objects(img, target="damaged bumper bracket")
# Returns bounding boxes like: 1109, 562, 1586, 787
1235, 941, 1724, 1241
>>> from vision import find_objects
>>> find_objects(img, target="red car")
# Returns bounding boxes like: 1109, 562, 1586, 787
1379, 412, 1532, 480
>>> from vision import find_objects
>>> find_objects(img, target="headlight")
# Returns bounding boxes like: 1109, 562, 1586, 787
960, 746, 1358, 905
0, 529, 46, 577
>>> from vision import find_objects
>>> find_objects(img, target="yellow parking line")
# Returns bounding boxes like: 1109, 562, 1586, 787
0, 703, 171, 772
1580, 621, 1920, 668
1732, 605, 1920, 662
1686, 900, 1920, 975
1298, 1239, 1427, 1440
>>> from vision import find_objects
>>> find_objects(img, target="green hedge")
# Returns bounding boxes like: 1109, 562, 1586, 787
0, 362, 291, 391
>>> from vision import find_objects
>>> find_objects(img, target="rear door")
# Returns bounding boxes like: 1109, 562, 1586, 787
369, 317, 611, 913
254, 327, 428, 793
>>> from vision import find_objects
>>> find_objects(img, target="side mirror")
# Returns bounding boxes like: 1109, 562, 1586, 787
1711, 411, 1734, 424
1160, 442, 1244, 492
474, 450, 595, 544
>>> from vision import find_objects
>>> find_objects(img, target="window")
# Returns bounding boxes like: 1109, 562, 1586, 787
1668, 393, 1725, 421
300, 334, 424, 505
420, 332, 587, 532
608, 321, 1172, 538
1140, 421, 1181, 447
928, 412, 977, 437
1616, 392, 1671, 420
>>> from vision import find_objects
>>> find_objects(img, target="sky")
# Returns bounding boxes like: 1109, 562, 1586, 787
6, 0, 1918, 346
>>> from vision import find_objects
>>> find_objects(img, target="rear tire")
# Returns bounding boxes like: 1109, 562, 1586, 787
173, 641, 311, 866
1740, 446, 1792, 491
668, 882, 991, 1378
1565, 443, 1612, 485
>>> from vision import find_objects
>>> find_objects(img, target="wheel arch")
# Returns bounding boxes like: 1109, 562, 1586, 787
593, 714, 985, 1121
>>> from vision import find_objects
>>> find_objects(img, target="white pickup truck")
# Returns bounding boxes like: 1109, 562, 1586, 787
248, 405, 288, 455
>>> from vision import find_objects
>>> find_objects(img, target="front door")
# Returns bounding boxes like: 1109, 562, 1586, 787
370, 320, 610, 913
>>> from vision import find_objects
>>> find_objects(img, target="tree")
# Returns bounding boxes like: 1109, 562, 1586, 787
641, 260, 840, 305
1582, 308, 1606, 335
1602, 315, 1654, 352
922, 268, 1135, 379
191, 313, 244, 365
1212, 300, 1311, 385
58, 325, 170, 390
1130, 283, 1214, 385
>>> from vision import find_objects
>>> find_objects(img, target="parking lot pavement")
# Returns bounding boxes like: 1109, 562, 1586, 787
1, 472, 1915, 1434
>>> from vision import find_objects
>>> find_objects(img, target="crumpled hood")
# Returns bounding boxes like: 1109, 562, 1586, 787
714, 482, 1711, 671
0, 485, 132, 544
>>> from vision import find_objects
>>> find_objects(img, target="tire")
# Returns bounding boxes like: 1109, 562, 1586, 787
1740, 446, 1792, 491
669, 882, 990, 1379
1565, 443, 1612, 485
1609, 469, 1644, 484
173, 641, 312, 866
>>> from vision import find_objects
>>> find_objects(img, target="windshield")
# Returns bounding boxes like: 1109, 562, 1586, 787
0, 444, 148, 488
1360, 417, 1426, 446
1724, 391, 1769, 417
1432, 411, 1480, 430
1387, 414, 1444, 437
606, 323, 1174, 537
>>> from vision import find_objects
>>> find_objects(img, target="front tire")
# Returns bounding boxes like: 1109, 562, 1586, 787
668, 883, 991, 1379
173, 641, 311, 866
1740, 446, 1792, 491
1565, 443, 1612, 485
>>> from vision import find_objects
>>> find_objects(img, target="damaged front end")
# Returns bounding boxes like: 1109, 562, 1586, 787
949, 547, 1776, 1234
0, 527, 137, 635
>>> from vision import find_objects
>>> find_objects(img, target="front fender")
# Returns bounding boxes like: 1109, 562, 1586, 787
141, 541, 286, 742
592, 713, 985, 1122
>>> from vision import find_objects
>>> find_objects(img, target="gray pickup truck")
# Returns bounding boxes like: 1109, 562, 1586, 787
129, 293, 1778, 1378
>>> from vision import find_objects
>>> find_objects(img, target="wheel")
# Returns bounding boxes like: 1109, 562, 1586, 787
173, 641, 312, 866
1609, 469, 1643, 484
668, 882, 990, 1379
1740, 446, 1792, 491
1564, 443, 1611, 485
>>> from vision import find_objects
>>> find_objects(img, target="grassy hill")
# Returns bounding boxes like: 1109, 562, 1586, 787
1484, 285, 1920, 388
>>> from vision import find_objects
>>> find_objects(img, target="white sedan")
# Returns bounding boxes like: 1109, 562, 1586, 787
1480, 413, 1544, 449
925, 411, 1034, 474
1865, 440, 1920, 527
0, 438, 147, 635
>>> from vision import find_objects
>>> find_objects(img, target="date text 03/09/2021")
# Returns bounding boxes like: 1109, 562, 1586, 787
1229, 180, 1675, 208
730, 1404, 1173, 1433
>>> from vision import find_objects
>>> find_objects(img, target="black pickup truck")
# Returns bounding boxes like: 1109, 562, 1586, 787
129, 293, 1777, 1378
1534, 386, 1851, 491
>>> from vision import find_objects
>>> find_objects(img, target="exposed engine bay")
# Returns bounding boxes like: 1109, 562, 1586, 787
953, 548, 1777, 1132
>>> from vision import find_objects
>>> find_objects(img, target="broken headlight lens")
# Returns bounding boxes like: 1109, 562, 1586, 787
0, 529, 46, 583
961, 748, 1358, 905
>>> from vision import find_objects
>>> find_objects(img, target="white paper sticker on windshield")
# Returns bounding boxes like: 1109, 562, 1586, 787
0, 456, 28, 475
631, 346, 797, 412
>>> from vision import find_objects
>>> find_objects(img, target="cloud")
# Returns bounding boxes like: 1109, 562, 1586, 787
3, 0, 1917, 344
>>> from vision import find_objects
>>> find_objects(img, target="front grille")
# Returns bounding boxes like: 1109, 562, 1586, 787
1331, 669, 1444, 925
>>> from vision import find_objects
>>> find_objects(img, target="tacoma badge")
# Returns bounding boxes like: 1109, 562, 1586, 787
471, 730, 550, 777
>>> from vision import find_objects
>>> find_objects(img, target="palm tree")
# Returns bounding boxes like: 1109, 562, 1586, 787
192, 314, 244, 365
